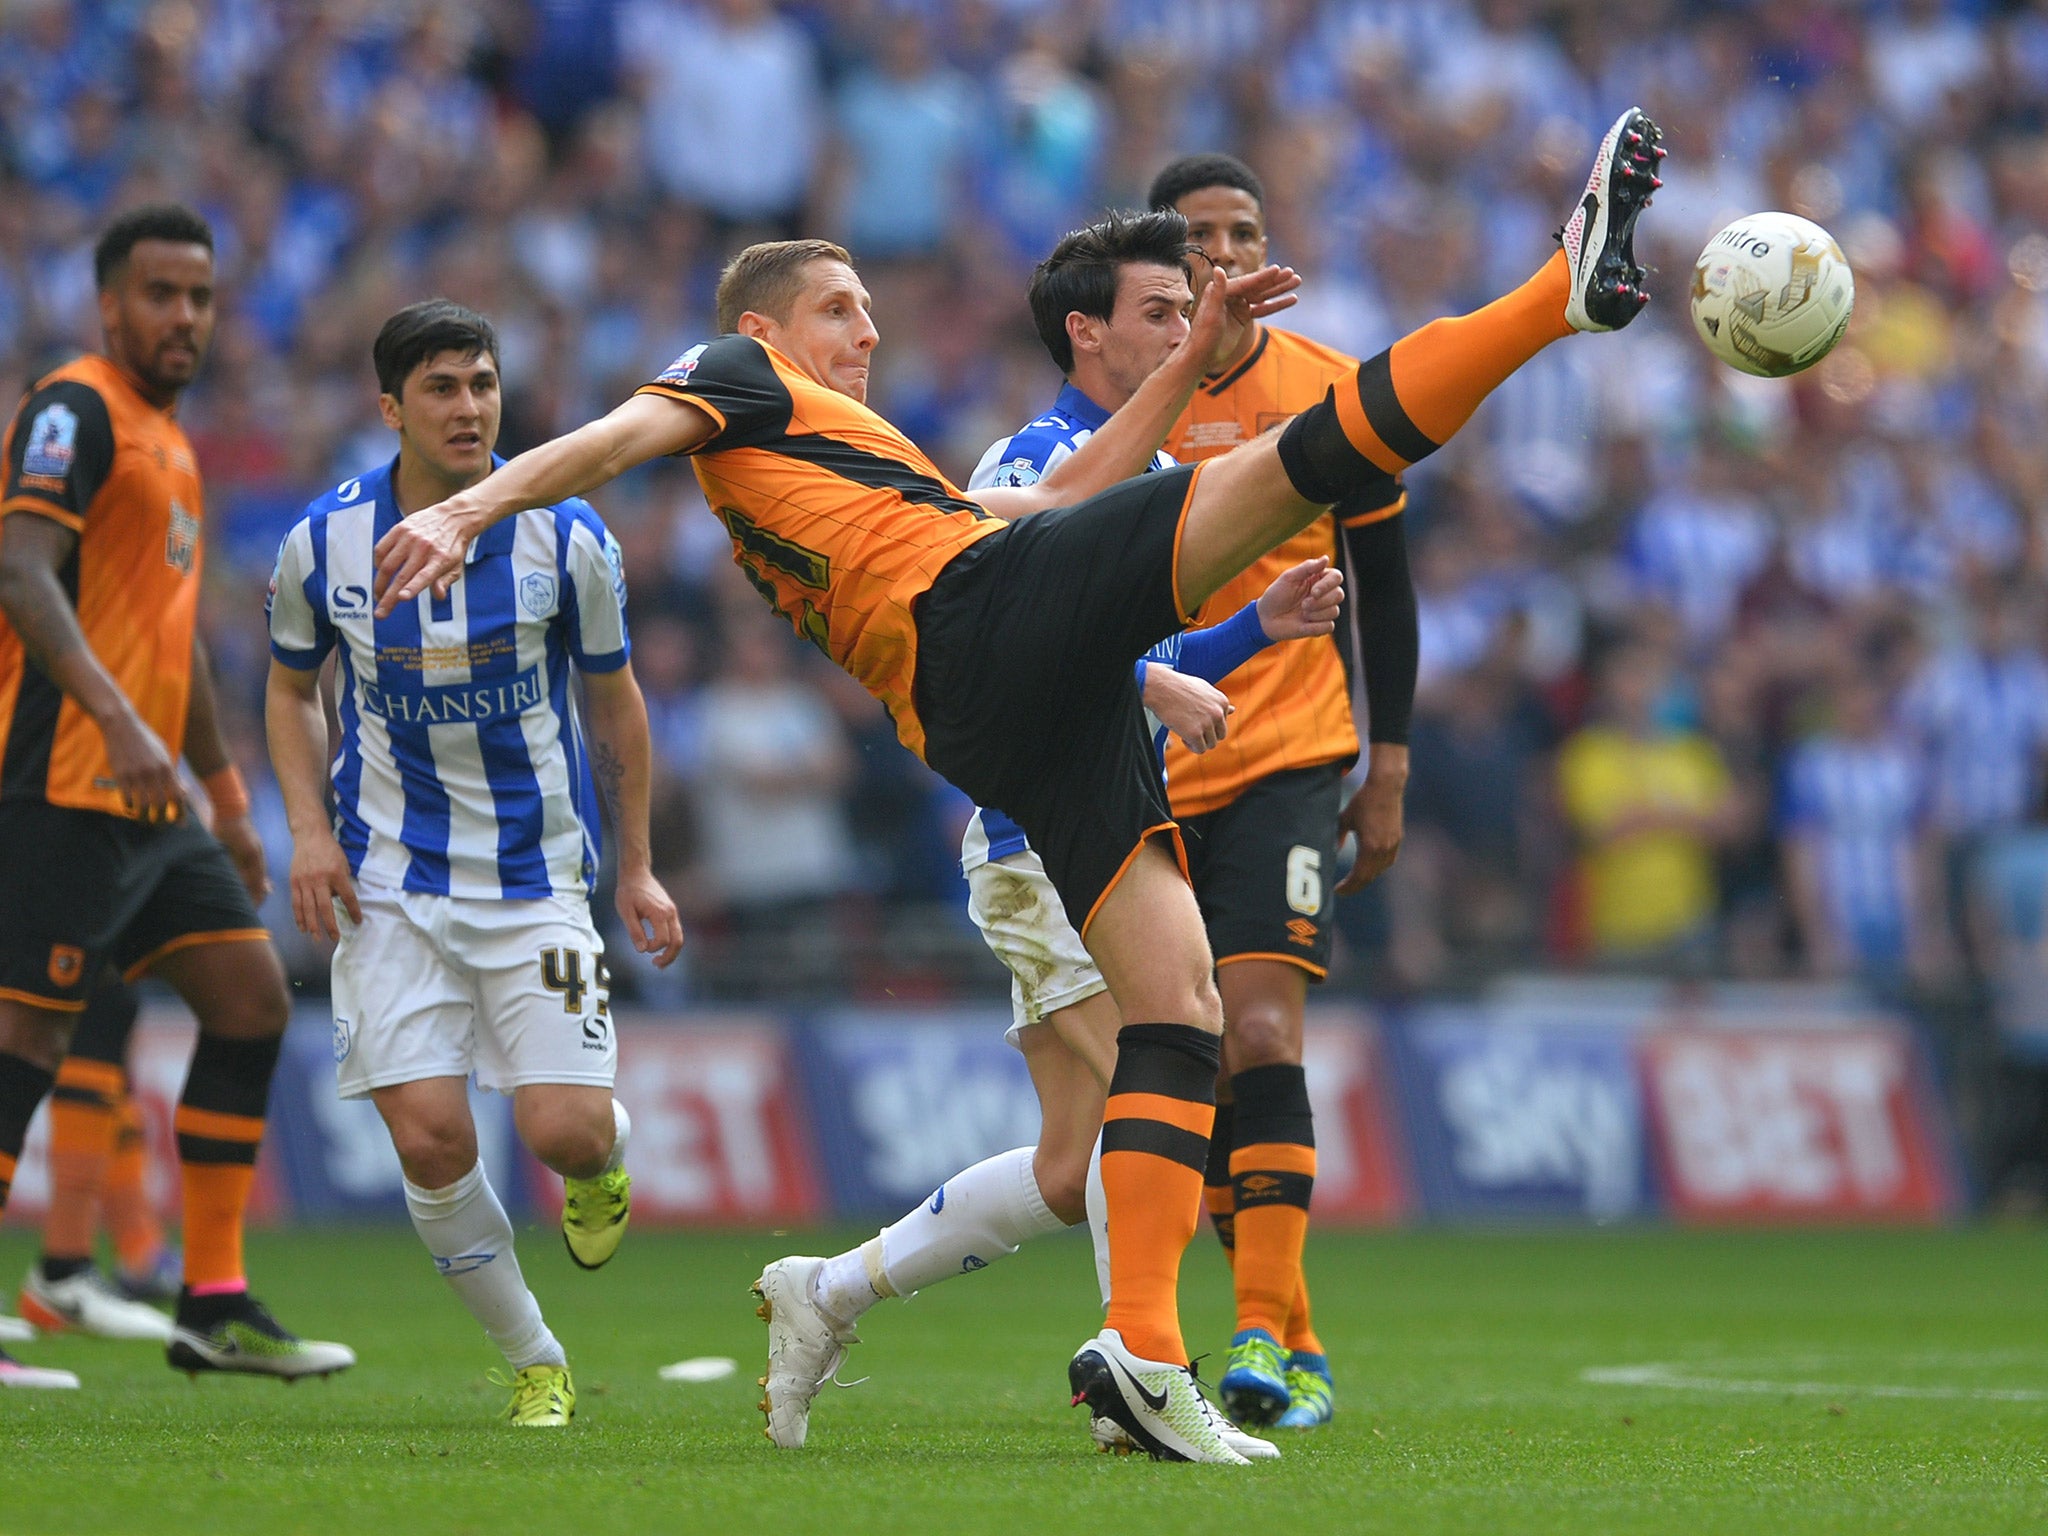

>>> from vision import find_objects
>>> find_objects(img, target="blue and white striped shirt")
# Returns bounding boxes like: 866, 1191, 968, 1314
266, 457, 631, 900
1623, 484, 1774, 647
959, 384, 1268, 871
1780, 732, 1929, 964
1897, 645, 2048, 836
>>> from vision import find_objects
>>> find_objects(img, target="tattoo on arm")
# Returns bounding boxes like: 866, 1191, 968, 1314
592, 739, 625, 824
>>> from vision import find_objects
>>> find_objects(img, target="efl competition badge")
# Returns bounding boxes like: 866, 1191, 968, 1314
604, 529, 628, 609
22, 401, 78, 485
657, 344, 706, 387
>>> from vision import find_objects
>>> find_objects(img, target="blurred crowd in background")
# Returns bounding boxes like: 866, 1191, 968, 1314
10, 0, 2048, 1073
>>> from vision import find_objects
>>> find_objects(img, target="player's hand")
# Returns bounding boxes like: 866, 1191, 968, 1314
1223, 262, 1301, 325
1185, 256, 1300, 371
1257, 556, 1344, 640
1336, 762, 1406, 894
1181, 265, 1234, 374
615, 866, 685, 968
1144, 664, 1233, 753
99, 707, 183, 822
214, 811, 272, 902
289, 831, 361, 943
372, 501, 475, 617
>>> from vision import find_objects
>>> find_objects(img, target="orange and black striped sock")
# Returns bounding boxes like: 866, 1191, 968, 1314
0, 1054, 57, 1217
1204, 1098, 1237, 1265
106, 1092, 165, 1275
1278, 251, 1574, 500
174, 1033, 281, 1292
43, 1057, 123, 1262
1100, 1023, 1221, 1368
1228, 1063, 1317, 1342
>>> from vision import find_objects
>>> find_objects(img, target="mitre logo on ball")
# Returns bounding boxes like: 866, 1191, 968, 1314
1689, 212, 1855, 378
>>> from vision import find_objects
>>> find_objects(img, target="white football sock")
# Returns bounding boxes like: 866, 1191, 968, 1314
404, 1161, 564, 1369
813, 1238, 892, 1328
603, 1098, 631, 1174
814, 1146, 1065, 1323
1085, 1131, 1109, 1308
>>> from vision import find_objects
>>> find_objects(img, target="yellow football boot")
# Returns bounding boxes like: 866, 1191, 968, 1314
496, 1363, 575, 1426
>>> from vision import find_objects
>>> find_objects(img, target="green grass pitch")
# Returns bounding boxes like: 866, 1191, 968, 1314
3, 1224, 2047, 1534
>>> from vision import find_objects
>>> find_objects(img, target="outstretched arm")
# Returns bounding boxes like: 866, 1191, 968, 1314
581, 663, 684, 968
0, 511, 182, 818
971, 263, 1302, 521
372, 393, 717, 616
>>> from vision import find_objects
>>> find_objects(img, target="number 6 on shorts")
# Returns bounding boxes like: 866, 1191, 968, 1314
1285, 845, 1322, 917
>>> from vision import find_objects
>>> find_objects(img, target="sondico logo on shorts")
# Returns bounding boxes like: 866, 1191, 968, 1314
539, 949, 612, 1050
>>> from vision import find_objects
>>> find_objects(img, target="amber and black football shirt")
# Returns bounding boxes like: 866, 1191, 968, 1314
1162, 325, 1406, 816
0, 354, 204, 817
636, 335, 1002, 759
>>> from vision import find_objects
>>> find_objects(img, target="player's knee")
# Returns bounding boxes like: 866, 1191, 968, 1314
0, 1008, 72, 1071
388, 1118, 478, 1190
1032, 1145, 1090, 1226
1227, 1000, 1298, 1067
198, 970, 290, 1041
244, 982, 290, 1039
518, 1100, 613, 1179
1118, 956, 1222, 1034
1177, 969, 1225, 1034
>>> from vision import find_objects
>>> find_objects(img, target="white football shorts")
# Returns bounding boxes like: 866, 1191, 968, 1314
964, 848, 1107, 1049
331, 886, 616, 1099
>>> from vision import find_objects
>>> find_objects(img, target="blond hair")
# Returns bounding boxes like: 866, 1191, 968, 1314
715, 239, 855, 335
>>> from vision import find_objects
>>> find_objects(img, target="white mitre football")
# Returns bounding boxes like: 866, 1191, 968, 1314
1690, 212, 1855, 378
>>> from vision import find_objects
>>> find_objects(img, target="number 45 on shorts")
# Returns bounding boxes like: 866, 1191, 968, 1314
540, 946, 611, 1027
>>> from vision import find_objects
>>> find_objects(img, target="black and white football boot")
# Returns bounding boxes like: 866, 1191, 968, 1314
1068, 1328, 1251, 1465
1560, 107, 1666, 333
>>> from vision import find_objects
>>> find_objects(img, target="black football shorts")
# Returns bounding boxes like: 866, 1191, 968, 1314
0, 799, 266, 1011
915, 465, 1204, 934
1179, 762, 1345, 977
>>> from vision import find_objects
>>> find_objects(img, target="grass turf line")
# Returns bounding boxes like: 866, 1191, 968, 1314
2, 1226, 2046, 1534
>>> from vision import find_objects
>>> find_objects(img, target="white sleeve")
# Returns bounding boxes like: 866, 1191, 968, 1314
566, 520, 630, 671
265, 520, 329, 668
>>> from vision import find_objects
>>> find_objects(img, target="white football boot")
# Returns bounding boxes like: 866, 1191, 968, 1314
0, 1313, 35, 1343
752, 1256, 859, 1449
1068, 1328, 1252, 1465
19, 1266, 173, 1342
1559, 107, 1665, 334
1091, 1411, 1282, 1461
0, 1346, 79, 1389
